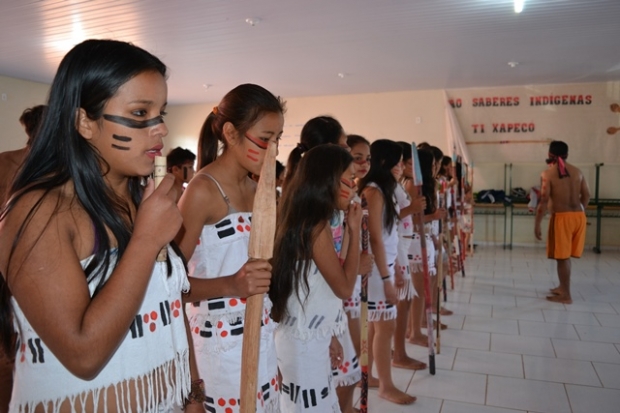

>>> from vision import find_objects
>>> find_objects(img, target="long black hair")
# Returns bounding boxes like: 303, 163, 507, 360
269, 145, 353, 322
418, 148, 437, 215
358, 139, 402, 230
0, 39, 167, 354
197, 84, 286, 169
283, 116, 344, 189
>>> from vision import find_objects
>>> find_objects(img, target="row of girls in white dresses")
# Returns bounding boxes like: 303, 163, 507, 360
181, 115, 455, 412
7, 77, 455, 413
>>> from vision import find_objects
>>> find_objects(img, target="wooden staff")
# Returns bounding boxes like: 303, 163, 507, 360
359, 196, 370, 413
411, 143, 435, 375
469, 161, 475, 256
436, 183, 446, 354
240, 140, 277, 413
154, 156, 168, 262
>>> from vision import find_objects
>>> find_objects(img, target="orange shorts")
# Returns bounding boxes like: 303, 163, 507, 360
547, 211, 586, 260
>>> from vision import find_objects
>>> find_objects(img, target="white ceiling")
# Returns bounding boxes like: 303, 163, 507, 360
1, 0, 620, 105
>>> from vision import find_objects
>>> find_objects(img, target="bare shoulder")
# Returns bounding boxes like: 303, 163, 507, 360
0, 182, 91, 276
178, 169, 228, 225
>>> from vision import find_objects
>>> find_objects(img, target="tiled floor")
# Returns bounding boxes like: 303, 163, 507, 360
355, 246, 620, 413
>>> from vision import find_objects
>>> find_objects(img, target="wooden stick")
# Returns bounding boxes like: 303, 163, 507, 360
359, 196, 370, 413
154, 156, 168, 262
240, 141, 277, 413
436, 186, 446, 354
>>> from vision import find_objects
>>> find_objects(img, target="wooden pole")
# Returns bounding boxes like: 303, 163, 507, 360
240, 140, 277, 413
154, 156, 168, 262
359, 196, 370, 413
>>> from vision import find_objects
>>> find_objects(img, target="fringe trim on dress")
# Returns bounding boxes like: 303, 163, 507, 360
344, 307, 360, 319
397, 279, 417, 300
333, 370, 361, 388
13, 350, 190, 413
367, 309, 397, 322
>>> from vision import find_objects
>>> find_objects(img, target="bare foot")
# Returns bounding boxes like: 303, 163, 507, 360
392, 356, 427, 370
408, 334, 429, 347
549, 287, 562, 295
357, 375, 380, 388
432, 307, 454, 316
546, 294, 572, 304
378, 386, 416, 405
422, 320, 448, 330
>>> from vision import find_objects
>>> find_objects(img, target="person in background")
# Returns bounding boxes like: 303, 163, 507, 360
0, 105, 47, 207
535, 140, 589, 305
166, 147, 196, 202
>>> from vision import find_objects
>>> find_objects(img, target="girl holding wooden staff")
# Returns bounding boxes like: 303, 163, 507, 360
176, 84, 285, 413
0, 39, 205, 412
269, 145, 361, 412
391, 142, 427, 370
359, 140, 416, 404
409, 144, 437, 374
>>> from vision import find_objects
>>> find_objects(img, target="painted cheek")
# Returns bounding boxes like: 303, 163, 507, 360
246, 148, 260, 162
111, 134, 133, 151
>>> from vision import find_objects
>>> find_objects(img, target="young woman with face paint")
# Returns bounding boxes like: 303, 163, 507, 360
175, 84, 285, 413
269, 145, 361, 413
0, 40, 203, 412
359, 140, 416, 405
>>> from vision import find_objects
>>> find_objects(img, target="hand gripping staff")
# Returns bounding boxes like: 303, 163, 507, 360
359, 195, 370, 413
411, 143, 436, 375
240, 140, 277, 413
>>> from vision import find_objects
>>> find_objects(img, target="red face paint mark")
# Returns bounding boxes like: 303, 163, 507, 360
246, 147, 260, 162
340, 189, 350, 199
341, 178, 355, 189
245, 133, 269, 150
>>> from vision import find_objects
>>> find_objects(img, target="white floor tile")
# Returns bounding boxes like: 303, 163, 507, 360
542, 309, 601, 325
518, 320, 579, 340
486, 376, 571, 413
574, 324, 620, 344
565, 301, 618, 314
595, 313, 620, 328
551, 338, 620, 363
523, 355, 601, 386
566, 384, 620, 413
441, 400, 528, 413
464, 315, 519, 335
438, 329, 491, 351
471, 294, 517, 307
493, 306, 545, 322
491, 333, 555, 357
593, 362, 620, 389
409, 369, 487, 404
454, 348, 523, 378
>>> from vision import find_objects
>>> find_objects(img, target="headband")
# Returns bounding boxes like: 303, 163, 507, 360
546, 153, 569, 178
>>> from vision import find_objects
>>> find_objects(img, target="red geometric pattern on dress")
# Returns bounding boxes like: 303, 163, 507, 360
235, 215, 252, 233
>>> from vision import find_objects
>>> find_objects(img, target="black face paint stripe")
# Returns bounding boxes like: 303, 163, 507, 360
112, 144, 130, 151
112, 134, 132, 142
103, 114, 164, 129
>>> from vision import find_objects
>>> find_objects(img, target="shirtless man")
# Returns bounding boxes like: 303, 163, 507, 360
534, 140, 590, 304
